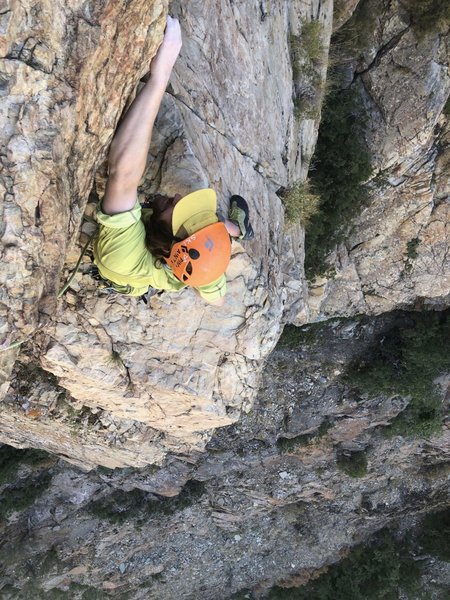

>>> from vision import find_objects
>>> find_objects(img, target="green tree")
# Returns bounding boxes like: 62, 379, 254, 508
347, 311, 450, 437
305, 86, 372, 278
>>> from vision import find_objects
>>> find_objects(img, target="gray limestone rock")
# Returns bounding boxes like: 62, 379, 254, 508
0, 0, 334, 466
0, 0, 448, 471
305, 0, 450, 321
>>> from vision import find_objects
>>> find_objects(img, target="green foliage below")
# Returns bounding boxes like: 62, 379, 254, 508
0, 470, 52, 520
0, 446, 53, 520
0, 445, 51, 486
304, 86, 372, 279
402, 0, 450, 36
278, 419, 334, 453
336, 450, 368, 478
88, 479, 206, 524
265, 510, 450, 600
277, 320, 336, 349
266, 530, 421, 600
418, 509, 450, 561
444, 96, 450, 117
347, 311, 450, 437
281, 181, 320, 226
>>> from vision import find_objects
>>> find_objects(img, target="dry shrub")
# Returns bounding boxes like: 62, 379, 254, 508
281, 181, 320, 227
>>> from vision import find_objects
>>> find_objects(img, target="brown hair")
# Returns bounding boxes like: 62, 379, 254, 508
144, 195, 177, 265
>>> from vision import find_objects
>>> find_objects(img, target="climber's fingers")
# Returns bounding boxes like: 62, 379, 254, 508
150, 16, 182, 81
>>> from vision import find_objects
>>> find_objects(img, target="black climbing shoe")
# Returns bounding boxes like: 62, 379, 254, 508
228, 195, 254, 240
89, 265, 103, 282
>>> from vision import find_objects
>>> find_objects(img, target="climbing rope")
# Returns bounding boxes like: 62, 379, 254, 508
0, 338, 27, 353
57, 233, 95, 298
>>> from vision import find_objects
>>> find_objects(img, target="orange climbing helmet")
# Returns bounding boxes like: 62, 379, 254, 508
167, 222, 231, 286
167, 188, 231, 287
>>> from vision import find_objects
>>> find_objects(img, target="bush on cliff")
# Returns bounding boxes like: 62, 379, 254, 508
403, 0, 450, 36
88, 479, 206, 524
347, 310, 450, 437
0, 445, 54, 520
418, 508, 450, 561
267, 529, 420, 600
281, 181, 321, 226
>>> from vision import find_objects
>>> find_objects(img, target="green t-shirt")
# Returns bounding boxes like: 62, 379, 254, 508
93, 201, 227, 301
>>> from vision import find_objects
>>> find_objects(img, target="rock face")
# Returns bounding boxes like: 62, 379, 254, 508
0, 0, 167, 347
0, 1, 448, 468
306, 0, 450, 321
0, 0, 177, 465
0, 1, 449, 595
0, 0, 334, 467
0, 314, 448, 598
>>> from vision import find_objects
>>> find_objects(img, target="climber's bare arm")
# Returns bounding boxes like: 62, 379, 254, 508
102, 17, 182, 216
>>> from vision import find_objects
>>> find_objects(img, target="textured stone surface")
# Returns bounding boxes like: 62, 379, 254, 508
0, 0, 167, 351
0, 0, 448, 470
0, 314, 448, 599
305, 0, 450, 321
0, 1, 449, 596
1, 0, 334, 465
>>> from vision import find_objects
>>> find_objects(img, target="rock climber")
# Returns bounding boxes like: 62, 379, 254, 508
93, 16, 253, 306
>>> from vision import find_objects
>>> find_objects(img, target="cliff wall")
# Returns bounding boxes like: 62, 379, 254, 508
0, 0, 448, 471
0, 313, 448, 598
307, 0, 450, 319
1, 0, 334, 468
0, 1, 449, 597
